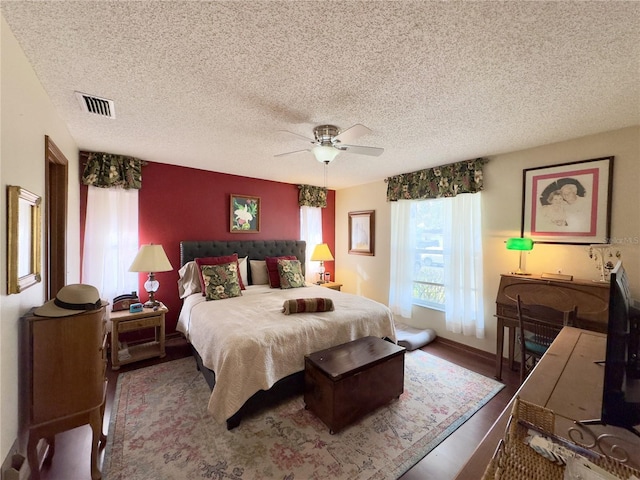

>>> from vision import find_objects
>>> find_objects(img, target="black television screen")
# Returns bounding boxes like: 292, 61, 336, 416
598, 260, 640, 435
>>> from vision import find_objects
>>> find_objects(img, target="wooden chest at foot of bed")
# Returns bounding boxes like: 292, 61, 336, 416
304, 336, 405, 434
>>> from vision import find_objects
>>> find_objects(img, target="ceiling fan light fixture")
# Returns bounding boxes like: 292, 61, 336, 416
312, 145, 339, 164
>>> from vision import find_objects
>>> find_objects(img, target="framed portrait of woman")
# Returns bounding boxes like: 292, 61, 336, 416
521, 157, 613, 244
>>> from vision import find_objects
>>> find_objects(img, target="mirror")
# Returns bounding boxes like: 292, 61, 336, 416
7, 186, 42, 294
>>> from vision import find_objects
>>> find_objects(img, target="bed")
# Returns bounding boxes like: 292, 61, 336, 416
176, 240, 397, 429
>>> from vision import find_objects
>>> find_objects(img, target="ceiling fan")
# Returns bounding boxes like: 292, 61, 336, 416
275, 124, 384, 163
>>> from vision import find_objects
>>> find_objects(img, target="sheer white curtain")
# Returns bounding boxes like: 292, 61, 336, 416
389, 200, 415, 319
300, 206, 323, 283
443, 193, 485, 338
82, 186, 139, 303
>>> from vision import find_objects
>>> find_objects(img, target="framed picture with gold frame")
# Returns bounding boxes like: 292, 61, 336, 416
230, 194, 260, 233
348, 210, 375, 256
7, 185, 42, 294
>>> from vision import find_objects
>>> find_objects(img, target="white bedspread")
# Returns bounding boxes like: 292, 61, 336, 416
176, 284, 396, 423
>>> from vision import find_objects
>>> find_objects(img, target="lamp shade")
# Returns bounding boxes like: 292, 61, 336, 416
129, 244, 173, 273
310, 243, 334, 262
505, 237, 534, 251
312, 145, 340, 164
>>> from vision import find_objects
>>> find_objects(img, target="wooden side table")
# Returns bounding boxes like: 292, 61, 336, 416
320, 281, 343, 291
109, 303, 167, 369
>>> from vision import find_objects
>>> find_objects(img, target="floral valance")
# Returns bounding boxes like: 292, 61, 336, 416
298, 184, 327, 208
82, 152, 143, 189
386, 158, 487, 201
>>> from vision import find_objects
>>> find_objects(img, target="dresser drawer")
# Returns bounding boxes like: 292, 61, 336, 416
117, 315, 161, 332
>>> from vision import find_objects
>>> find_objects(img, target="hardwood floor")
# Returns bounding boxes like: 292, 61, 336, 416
399, 340, 519, 479
36, 335, 519, 480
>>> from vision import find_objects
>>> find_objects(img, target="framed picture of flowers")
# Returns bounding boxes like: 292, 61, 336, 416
230, 194, 260, 233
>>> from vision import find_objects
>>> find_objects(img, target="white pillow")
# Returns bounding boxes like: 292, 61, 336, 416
177, 261, 202, 298
249, 260, 269, 285
238, 256, 249, 289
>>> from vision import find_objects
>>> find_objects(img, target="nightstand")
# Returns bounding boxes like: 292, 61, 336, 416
320, 281, 343, 291
109, 303, 167, 370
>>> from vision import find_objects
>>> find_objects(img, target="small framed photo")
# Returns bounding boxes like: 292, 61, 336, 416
348, 210, 375, 255
230, 194, 260, 233
521, 156, 613, 244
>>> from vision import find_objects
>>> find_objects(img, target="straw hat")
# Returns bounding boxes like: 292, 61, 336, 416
34, 284, 106, 317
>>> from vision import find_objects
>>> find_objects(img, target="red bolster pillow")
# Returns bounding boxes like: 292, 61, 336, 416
282, 298, 335, 315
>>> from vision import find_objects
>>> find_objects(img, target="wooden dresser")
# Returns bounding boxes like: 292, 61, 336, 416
494, 273, 609, 379
22, 307, 108, 480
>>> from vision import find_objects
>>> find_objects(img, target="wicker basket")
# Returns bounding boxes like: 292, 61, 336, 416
481, 397, 640, 480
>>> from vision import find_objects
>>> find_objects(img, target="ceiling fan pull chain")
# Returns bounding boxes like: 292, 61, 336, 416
324, 161, 328, 189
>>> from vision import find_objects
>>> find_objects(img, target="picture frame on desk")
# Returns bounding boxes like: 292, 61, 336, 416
521, 156, 613, 244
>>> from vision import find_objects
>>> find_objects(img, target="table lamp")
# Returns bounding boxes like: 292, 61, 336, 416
505, 237, 534, 275
129, 244, 173, 307
311, 243, 334, 284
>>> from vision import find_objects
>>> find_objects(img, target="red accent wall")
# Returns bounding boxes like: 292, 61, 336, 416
80, 161, 336, 333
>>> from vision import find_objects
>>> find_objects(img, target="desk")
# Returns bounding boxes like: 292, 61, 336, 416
455, 327, 640, 478
494, 273, 609, 380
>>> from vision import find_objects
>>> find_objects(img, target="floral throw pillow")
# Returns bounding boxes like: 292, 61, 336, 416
277, 259, 306, 289
201, 262, 242, 300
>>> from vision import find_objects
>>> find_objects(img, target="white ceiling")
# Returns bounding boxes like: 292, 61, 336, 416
2, 1, 639, 189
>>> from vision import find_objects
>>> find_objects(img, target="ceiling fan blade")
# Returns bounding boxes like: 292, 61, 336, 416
274, 148, 311, 157
337, 144, 384, 157
277, 130, 315, 143
334, 124, 372, 144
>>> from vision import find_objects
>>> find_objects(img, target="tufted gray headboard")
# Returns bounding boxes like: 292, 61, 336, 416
180, 240, 306, 285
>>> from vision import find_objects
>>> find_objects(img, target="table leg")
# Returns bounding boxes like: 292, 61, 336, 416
89, 408, 103, 480
26, 432, 40, 480
495, 317, 504, 381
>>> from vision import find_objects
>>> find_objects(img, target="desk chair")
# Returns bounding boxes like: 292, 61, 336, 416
516, 295, 578, 384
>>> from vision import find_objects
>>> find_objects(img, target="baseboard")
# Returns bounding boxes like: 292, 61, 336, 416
432, 336, 496, 363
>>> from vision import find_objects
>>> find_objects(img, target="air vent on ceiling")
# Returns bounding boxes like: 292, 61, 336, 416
75, 92, 116, 119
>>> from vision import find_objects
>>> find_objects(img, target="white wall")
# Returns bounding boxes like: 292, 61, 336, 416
0, 15, 81, 461
336, 126, 640, 355
335, 180, 392, 305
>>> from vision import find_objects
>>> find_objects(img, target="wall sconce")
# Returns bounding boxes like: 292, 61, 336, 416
129, 244, 173, 307
310, 243, 334, 284
505, 237, 534, 275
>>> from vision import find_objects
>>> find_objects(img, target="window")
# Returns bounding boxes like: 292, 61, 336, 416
300, 205, 322, 283
413, 199, 445, 309
82, 186, 139, 302
390, 193, 484, 338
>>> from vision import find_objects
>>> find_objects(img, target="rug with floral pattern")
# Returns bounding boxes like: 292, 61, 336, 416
103, 349, 503, 479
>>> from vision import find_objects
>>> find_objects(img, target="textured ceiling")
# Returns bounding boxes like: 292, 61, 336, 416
2, 1, 639, 189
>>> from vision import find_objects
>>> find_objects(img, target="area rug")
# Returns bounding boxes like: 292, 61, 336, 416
103, 350, 503, 480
